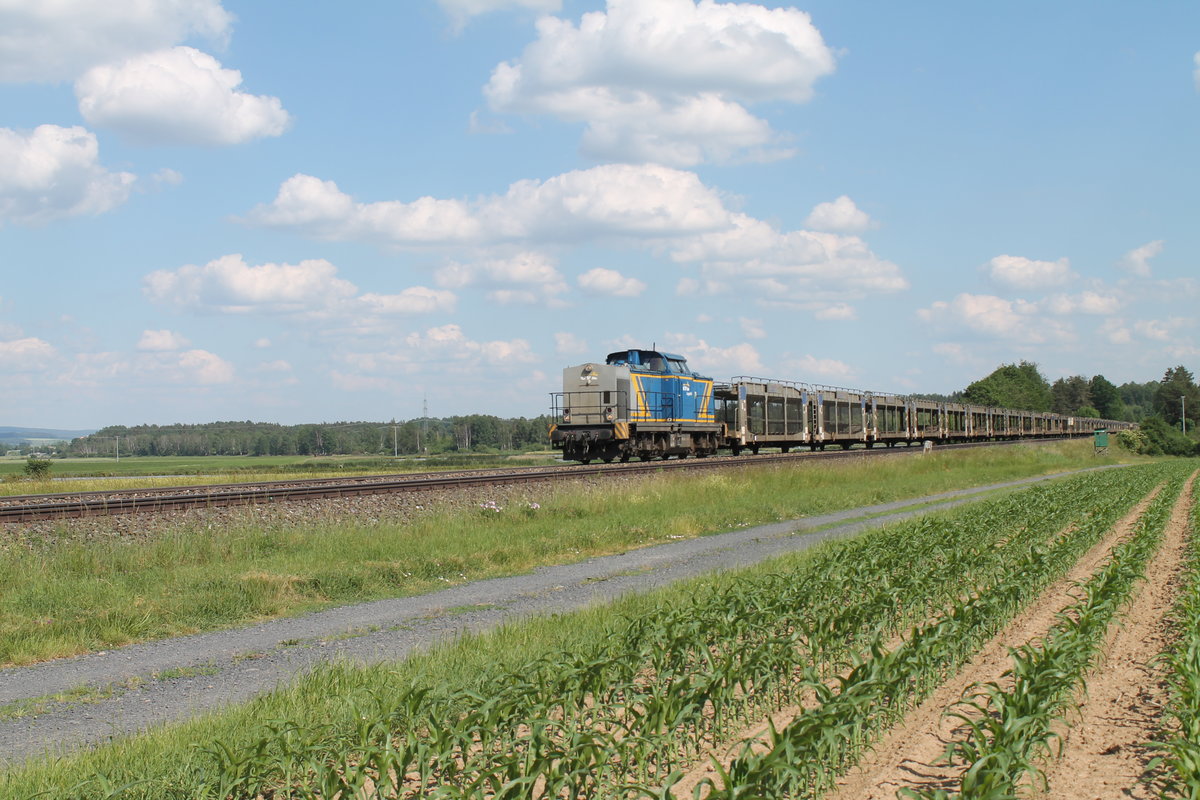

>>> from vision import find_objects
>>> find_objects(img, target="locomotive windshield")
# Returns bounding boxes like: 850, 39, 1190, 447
605, 349, 693, 375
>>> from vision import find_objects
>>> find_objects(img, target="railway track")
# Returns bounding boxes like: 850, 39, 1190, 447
0, 438, 1068, 523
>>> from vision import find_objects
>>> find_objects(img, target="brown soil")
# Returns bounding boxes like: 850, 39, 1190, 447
1038, 471, 1196, 799
669, 486, 1167, 799
825, 473, 1195, 800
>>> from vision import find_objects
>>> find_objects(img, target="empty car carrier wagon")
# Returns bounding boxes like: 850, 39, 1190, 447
549, 348, 1134, 463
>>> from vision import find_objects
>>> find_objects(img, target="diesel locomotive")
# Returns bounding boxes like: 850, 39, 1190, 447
549, 348, 1135, 463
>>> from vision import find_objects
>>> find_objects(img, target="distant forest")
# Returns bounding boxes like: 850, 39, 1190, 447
12, 363, 1198, 459
58, 415, 555, 458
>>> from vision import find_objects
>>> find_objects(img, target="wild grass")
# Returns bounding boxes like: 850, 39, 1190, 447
0, 441, 1121, 666
0, 453, 559, 496
0, 462, 1160, 798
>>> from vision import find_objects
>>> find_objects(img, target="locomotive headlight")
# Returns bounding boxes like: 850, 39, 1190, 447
579, 364, 599, 385
604, 407, 615, 421
563, 409, 571, 423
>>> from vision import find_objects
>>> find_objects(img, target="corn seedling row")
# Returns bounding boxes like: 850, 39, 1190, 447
1152, 474, 1200, 798
42, 466, 1162, 800
904, 463, 1192, 800
692, 463, 1177, 800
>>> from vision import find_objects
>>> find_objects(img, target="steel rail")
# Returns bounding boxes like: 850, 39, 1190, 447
0, 437, 1069, 523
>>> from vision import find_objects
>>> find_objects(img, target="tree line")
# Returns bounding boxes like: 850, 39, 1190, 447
60, 415, 555, 458
959, 363, 1198, 456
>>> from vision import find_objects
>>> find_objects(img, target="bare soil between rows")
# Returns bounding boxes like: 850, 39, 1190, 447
667, 470, 1196, 800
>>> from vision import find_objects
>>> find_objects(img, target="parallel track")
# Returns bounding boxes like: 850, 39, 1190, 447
0, 438, 1068, 523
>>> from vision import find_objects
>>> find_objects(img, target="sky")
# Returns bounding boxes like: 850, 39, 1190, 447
1, 0, 1197, 428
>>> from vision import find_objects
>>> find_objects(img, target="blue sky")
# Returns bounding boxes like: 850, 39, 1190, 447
1, 0, 1197, 428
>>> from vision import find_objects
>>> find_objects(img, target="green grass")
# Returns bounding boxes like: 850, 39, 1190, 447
0, 461, 1163, 799
0, 452, 560, 494
0, 440, 1135, 667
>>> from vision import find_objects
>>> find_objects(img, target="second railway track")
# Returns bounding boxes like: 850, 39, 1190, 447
0, 438, 1065, 523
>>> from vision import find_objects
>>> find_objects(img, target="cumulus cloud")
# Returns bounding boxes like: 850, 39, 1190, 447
787, 354, 856, 383
484, 0, 835, 165
176, 349, 235, 383
1195, 52, 1200, 91
137, 329, 190, 351
436, 251, 568, 307
0, 0, 231, 83
0, 125, 136, 225
577, 267, 646, 297
1118, 239, 1163, 278
247, 164, 729, 245
143, 254, 453, 318
439, 0, 561, 30
815, 303, 856, 321
344, 324, 537, 376
985, 255, 1074, 289
804, 196, 873, 233
671, 213, 908, 301
554, 332, 587, 356
661, 335, 764, 377
0, 337, 57, 371
918, 293, 1073, 345
76, 47, 290, 146
739, 318, 766, 339
1043, 291, 1120, 316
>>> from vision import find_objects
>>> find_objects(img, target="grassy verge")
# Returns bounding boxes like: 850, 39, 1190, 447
0, 462, 1161, 798
0, 453, 560, 496
0, 440, 1134, 666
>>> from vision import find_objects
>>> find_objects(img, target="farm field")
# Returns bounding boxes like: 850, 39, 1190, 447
0, 450, 1193, 797
0, 441, 1121, 667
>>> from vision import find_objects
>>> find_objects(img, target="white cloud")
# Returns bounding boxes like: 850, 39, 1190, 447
662, 334, 764, 377
1134, 319, 1170, 341
484, 0, 835, 165
804, 196, 873, 233
144, 254, 455, 321
343, 325, 537, 377
815, 303, 856, 321
739, 317, 766, 339
0, 337, 57, 371
0, 125, 136, 225
257, 359, 292, 373
0, 0, 231, 83
672, 213, 908, 300
144, 254, 357, 314
440, 0, 561, 30
177, 349, 234, 384
918, 293, 1071, 344
360, 288, 457, 315
787, 354, 856, 383
577, 267, 646, 297
554, 332, 587, 356
137, 329, 190, 351
985, 255, 1074, 289
1117, 239, 1163, 278
1043, 291, 1120, 316
1098, 318, 1132, 345
247, 164, 730, 245
253, 338, 272, 348
435, 251, 568, 305
76, 47, 290, 146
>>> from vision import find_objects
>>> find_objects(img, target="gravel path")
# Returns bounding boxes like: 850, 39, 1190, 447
0, 468, 1118, 766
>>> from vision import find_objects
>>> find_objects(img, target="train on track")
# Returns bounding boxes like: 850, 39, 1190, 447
549, 348, 1135, 464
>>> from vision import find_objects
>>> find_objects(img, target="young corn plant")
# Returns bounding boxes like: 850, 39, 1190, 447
1149, 472, 1200, 799
907, 464, 1190, 800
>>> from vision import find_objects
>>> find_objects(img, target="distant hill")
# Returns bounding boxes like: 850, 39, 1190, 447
0, 427, 95, 445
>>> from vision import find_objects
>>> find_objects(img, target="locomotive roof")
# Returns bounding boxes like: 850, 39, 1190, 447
605, 348, 687, 364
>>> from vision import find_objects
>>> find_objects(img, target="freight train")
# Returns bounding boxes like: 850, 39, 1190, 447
549, 348, 1134, 463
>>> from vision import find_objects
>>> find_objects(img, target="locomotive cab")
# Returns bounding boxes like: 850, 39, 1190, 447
550, 349, 721, 463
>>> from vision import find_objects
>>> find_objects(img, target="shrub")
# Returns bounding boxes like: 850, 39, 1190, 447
22, 457, 52, 479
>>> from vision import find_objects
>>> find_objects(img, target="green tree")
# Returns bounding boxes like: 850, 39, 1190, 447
1155, 365, 1200, 431
1088, 375, 1121, 419
1050, 376, 1090, 415
963, 361, 1052, 411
